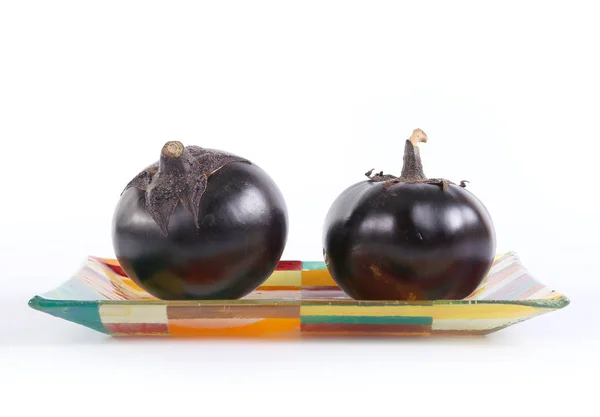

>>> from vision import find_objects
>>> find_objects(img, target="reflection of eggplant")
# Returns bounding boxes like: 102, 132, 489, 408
112, 141, 288, 300
323, 129, 496, 301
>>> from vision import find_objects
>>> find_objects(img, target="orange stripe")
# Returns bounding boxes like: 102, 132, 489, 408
168, 318, 301, 337
302, 270, 337, 287
90, 256, 121, 267
256, 285, 301, 291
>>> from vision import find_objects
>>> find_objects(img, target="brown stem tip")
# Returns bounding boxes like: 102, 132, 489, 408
409, 128, 428, 147
162, 141, 185, 158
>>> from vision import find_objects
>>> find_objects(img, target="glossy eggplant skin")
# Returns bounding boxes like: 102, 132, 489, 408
112, 162, 288, 300
323, 181, 496, 300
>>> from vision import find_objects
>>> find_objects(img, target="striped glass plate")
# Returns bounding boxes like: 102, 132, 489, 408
29, 252, 569, 338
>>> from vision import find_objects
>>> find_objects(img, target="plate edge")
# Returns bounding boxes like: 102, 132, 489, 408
28, 294, 570, 309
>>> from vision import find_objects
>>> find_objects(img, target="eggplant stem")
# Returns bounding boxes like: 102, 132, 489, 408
124, 141, 250, 236
366, 128, 468, 191
399, 129, 427, 181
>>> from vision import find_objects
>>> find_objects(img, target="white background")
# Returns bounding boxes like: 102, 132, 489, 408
1, 1, 598, 415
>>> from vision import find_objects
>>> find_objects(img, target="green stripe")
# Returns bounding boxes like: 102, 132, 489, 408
28, 297, 109, 334
301, 315, 433, 325
302, 261, 327, 271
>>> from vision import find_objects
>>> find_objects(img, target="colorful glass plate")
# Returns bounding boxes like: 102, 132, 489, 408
28, 252, 569, 337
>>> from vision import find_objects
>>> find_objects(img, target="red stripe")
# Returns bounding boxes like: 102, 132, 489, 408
519, 282, 545, 299
301, 323, 431, 333
104, 323, 169, 334
105, 263, 128, 277
275, 261, 302, 271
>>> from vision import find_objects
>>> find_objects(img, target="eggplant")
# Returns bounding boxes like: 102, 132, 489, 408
322, 129, 496, 300
112, 141, 288, 300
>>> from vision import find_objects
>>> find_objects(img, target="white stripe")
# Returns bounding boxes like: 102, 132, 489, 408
476, 270, 527, 299
526, 287, 554, 300
99, 304, 168, 324
432, 317, 528, 331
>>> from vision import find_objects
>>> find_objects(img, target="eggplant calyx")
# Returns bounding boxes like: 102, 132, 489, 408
366, 128, 469, 191
122, 141, 250, 236
364, 169, 396, 181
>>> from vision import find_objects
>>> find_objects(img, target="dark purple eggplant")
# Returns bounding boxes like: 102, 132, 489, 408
322, 129, 496, 301
112, 141, 288, 300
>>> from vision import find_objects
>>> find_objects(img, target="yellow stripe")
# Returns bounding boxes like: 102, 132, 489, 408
100, 304, 168, 324
261, 271, 301, 287
301, 303, 541, 320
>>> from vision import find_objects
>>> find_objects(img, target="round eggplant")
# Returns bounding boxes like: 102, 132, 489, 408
323, 129, 496, 301
112, 141, 288, 300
